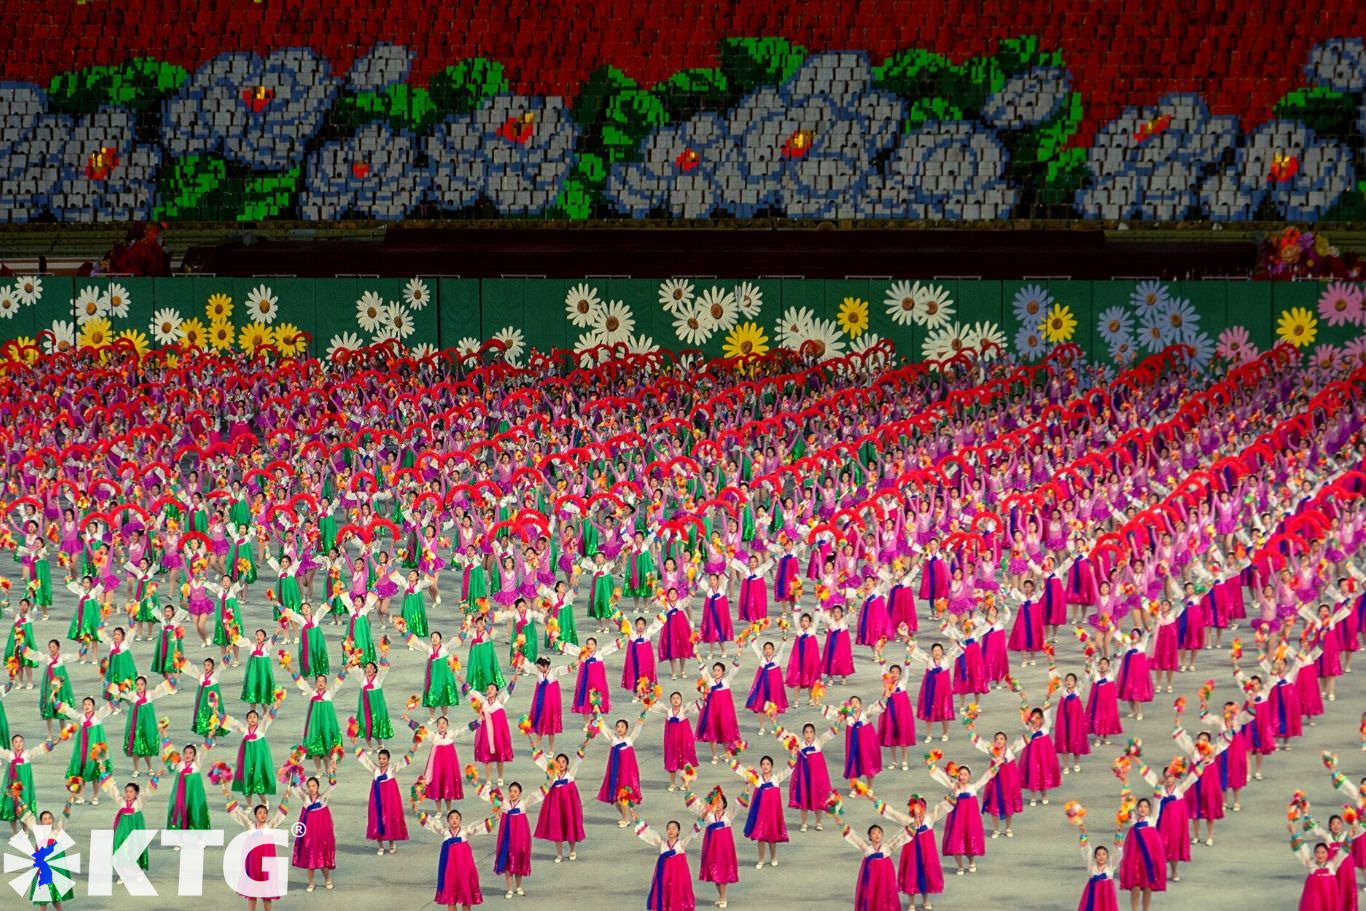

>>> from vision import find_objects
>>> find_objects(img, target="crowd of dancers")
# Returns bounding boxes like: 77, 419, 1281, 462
0, 337, 1365, 911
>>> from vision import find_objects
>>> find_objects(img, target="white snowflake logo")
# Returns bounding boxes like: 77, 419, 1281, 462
4, 826, 80, 900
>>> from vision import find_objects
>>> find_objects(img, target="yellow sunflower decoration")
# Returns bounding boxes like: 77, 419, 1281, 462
207, 320, 235, 351
1276, 306, 1317, 349
273, 322, 307, 356
722, 322, 770, 360
180, 317, 208, 349
206, 293, 233, 322
2, 337, 37, 364
117, 329, 151, 359
77, 317, 112, 349
238, 323, 274, 355
836, 297, 870, 338
1042, 303, 1077, 343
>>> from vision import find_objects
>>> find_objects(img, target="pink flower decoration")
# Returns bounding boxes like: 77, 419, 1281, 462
1317, 281, 1363, 327
1312, 344, 1340, 369
1342, 337, 1366, 369
1216, 325, 1257, 364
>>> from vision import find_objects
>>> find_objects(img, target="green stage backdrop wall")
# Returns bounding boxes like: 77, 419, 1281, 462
1, 276, 1360, 369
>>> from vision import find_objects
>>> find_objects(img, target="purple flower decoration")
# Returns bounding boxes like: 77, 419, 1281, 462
1076, 93, 1237, 221
1305, 39, 1366, 93
163, 48, 338, 170
299, 123, 428, 220
858, 122, 1017, 219
718, 53, 904, 219
981, 67, 1071, 130
346, 44, 415, 92
1200, 120, 1354, 222
427, 94, 577, 215
0, 83, 64, 223
603, 114, 726, 218
48, 109, 161, 222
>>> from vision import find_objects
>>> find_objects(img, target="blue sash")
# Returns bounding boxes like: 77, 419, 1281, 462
370, 775, 388, 837
913, 827, 930, 892
743, 782, 775, 838
921, 667, 943, 715
493, 807, 521, 873
572, 657, 598, 709
1082, 873, 1108, 911
606, 743, 627, 801
530, 679, 550, 727
648, 849, 676, 911
746, 664, 775, 710
845, 722, 865, 778
1131, 821, 1158, 882
697, 684, 722, 735
435, 836, 463, 893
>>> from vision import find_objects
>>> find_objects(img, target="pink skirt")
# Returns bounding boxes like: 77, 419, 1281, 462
738, 579, 768, 623
493, 811, 531, 876
366, 777, 410, 842
473, 717, 514, 763
1119, 825, 1167, 891
940, 795, 984, 857
1150, 625, 1179, 671
843, 723, 882, 780
1079, 876, 1120, 911
699, 824, 739, 884
917, 668, 954, 723
529, 680, 563, 736
785, 636, 821, 687
237, 843, 282, 900
981, 629, 1009, 682
291, 804, 336, 870
1156, 799, 1190, 862
700, 597, 733, 644
1020, 733, 1061, 791
982, 761, 1023, 818
788, 750, 834, 810
595, 745, 642, 804
663, 717, 698, 772
658, 611, 695, 661
434, 839, 482, 906
1271, 682, 1303, 737
1054, 695, 1091, 756
856, 854, 900, 911
952, 641, 988, 695
621, 640, 657, 691
1116, 651, 1154, 703
534, 781, 586, 842
1300, 868, 1343, 911
855, 599, 889, 647
647, 850, 695, 911
1219, 731, 1250, 790
822, 629, 855, 677
425, 743, 465, 801
889, 587, 918, 635
742, 784, 788, 843
696, 689, 740, 744
745, 665, 788, 715
1297, 664, 1324, 718
898, 829, 944, 896
572, 661, 610, 715
1087, 681, 1123, 736
1184, 772, 1224, 821
878, 691, 916, 747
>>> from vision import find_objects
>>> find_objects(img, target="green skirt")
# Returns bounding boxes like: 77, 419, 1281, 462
104, 650, 138, 689
166, 770, 211, 830
622, 552, 656, 598
240, 655, 276, 705
66, 723, 112, 781
133, 592, 159, 623
510, 618, 539, 664
0, 762, 33, 822
40, 666, 73, 720
302, 700, 341, 758
123, 701, 159, 757
31, 560, 52, 607
545, 602, 579, 648
327, 591, 348, 618
465, 640, 505, 692
300, 626, 330, 677
230, 499, 252, 528
212, 597, 240, 648
0, 702, 8, 759
151, 627, 184, 675
233, 737, 275, 796
67, 597, 101, 642
4, 620, 37, 668
588, 575, 615, 619
228, 542, 257, 584
401, 591, 429, 638
192, 683, 228, 737
113, 810, 149, 869
274, 576, 302, 617
358, 686, 394, 740
463, 567, 488, 610
423, 657, 459, 708
345, 615, 376, 666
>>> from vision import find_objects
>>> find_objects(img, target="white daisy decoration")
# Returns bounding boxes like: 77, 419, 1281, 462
657, 279, 695, 314
1138, 319, 1170, 353
73, 286, 107, 325
455, 337, 483, 357
1096, 306, 1133, 346
1010, 283, 1054, 328
373, 324, 406, 345
735, 281, 763, 318
1157, 296, 1200, 342
564, 283, 603, 327
914, 282, 955, 329
1130, 280, 1170, 315
574, 330, 608, 363
326, 331, 366, 359
626, 333, 659, 354
850, 332, 885, 356
794, 318, 847, 361
13, 275, 42, 306
1108, 333, 1137, 365
403, 278, 431, 311
356, 291, 386, 333
884, 280, 919, 326
411, 342, 438, 360
594, 299, 636, 343
379, 303, 415, 340
696, 286, 738, 333
103, 282, 131, 319
492, 326, 526, 365
0, 288, 18, 319
922, 321, 973, 362
672, 305, 712, 346
245, 284, 279, 324
775, 306, 815, 349
968, 321, 1007, 360
149, 308, 184, 344
46, 320, 76, 352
